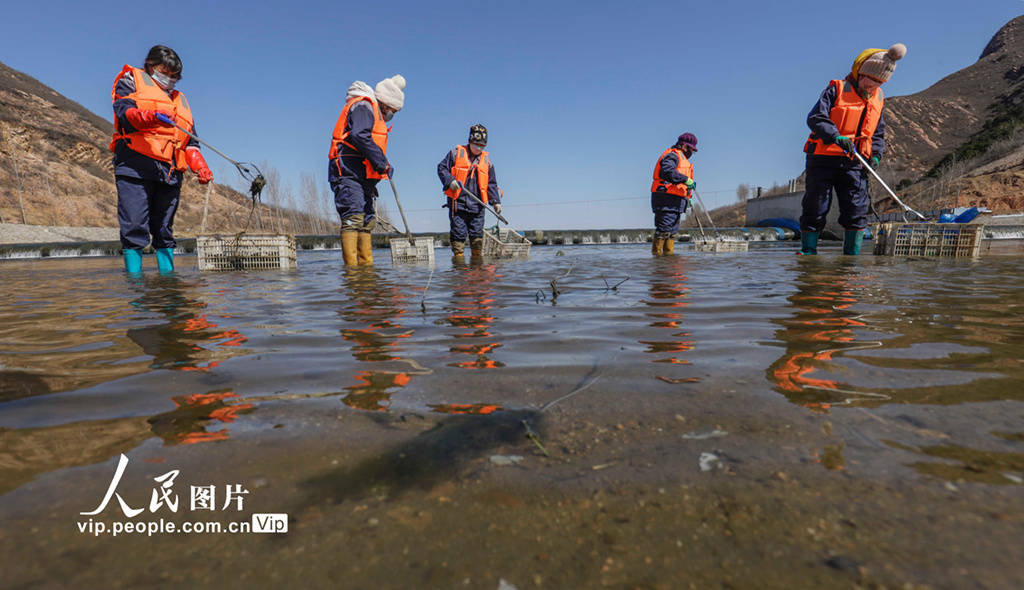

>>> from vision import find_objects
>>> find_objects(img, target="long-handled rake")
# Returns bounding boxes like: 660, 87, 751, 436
455, 182, 531, 258
691, 189, 748, 252
386, 178, 435, 263
851, 151, 927, 222
154, 115, 297, 271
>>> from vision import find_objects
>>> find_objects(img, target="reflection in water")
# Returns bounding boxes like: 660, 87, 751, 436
445, 263, 505, 370
148, 391, 255, 445
767, 261, 885, 409
0, 388, 255, 494
127, 277, 249, 372
640, 257, 696, 382
338, 269, 420, 411
428, 403, 503, 415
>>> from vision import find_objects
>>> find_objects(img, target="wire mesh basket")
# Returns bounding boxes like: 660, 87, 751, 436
482, 228, 531, 258
389, 237, 436, 264
692, 239, 749, 252
196, 234, 297, 271
873, 223, 983, 258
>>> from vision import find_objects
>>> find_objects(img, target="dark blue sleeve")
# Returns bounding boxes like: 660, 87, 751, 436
871, 113, 885, 160
807, 83, 839, 143
659, 152, 689, 184
113, 77, 139, 132
487, 162, 500, 204
438, 149, 456, 187
347, 103, 389, 173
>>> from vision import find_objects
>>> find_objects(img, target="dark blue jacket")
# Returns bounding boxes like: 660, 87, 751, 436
437, 146, 500, 214
112, 76, 200, 185
658, 150, 692, 185
806, 77, 885, 168
328, 101, 390, 186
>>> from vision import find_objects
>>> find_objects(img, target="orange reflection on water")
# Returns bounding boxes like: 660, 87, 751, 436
767, 265, 872, 409
642, 257, 696, 379
446, 264, 505, 370
428, 403, 503, 415
337, 270, 417, 411
148, 391, 255, 445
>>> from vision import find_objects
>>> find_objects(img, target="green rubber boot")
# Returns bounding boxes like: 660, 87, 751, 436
800, 231, 819, 255
843, 230, 864, 255
155, 248, 174, 273
123, 248, 143, 273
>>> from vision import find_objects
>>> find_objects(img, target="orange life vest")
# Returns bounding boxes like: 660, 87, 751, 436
650, 148, 694, 197
803, 78, 884, 158
109, 65, 195, 171
328, 95, 389, 179
445, 145, 490, 208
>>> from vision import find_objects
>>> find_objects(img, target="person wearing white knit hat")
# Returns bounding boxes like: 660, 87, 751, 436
799, 44, 906, 256
327, 74, 406, 266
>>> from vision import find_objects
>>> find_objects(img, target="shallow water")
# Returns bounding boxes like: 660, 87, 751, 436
2, 245, 1023, 482
2, 243, 1023, 587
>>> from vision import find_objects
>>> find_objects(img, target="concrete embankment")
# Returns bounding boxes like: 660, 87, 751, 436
0, 227, 795, 259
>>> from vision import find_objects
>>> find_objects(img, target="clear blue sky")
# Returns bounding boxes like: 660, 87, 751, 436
1, 1, 1019, 231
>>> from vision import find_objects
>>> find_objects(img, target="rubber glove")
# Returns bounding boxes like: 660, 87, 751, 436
870, 156, 880, 167
125, 108, 174, 129
494, 204, 502, 214
185, 147, 213, 184
447, 180, 460, 192
684, 178, 696, 189
834, 135, 855, 154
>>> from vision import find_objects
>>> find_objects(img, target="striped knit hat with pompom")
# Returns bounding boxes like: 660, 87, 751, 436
852, 43, 907, 83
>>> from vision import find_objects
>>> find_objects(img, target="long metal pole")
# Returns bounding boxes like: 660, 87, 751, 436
386, 178, 413, 239
455, 183, 509, 225
852, 151, 927, 220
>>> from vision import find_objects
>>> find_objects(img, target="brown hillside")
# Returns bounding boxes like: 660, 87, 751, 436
884, 15, 1024, 182
0, 60, 335, 235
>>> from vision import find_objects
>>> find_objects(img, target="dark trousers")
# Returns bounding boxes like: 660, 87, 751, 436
799, 162, 870, 232
116, 175, 181, 250
651, 192, 689, 237
331, 177, 378, 231
449, 207, 486, 243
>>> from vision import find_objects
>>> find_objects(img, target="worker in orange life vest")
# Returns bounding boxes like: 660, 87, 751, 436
650, 133, 698, 255
328, 75, 405, 266
799, 43, 906, 256
438, 124, 501, 261
110, 45, 212, 274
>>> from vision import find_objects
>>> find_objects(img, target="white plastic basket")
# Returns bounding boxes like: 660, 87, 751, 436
196, 234, 297, 271
389, 237, 436, 264
482, 228, 531, 258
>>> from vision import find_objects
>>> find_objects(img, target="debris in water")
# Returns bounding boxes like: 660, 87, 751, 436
682, 429, 728, 440
498, 580, 519, 590
699, 452, 721, 472
490, 454, 524, 466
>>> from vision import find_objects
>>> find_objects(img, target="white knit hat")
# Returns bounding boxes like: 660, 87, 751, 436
374, 75, 406, 111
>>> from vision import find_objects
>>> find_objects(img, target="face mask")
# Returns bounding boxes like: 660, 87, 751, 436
151, 71, 177, 92
469, 144, 484, 155
382, 109, 395, 122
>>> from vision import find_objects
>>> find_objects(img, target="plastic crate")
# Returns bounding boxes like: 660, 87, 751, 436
482, 228, 531, 258
873, 223, 983, 258
390, 237, 436, 264
196, 234, 297, 271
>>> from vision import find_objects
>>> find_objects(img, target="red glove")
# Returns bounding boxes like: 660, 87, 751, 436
125, 108, 174, 129
185, 147, 213, 184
